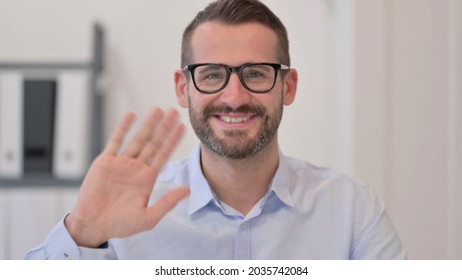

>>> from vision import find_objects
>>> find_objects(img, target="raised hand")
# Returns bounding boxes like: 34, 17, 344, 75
64, 108, 189, 248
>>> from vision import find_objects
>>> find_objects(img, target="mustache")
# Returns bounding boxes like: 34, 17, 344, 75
203, 105, 266, 118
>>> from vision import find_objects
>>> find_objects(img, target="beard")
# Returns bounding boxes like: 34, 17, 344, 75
188, 96, 283, 160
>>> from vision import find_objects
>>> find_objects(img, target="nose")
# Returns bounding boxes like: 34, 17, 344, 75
218, 72, 251, 108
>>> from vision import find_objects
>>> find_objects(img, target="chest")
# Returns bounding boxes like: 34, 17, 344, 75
112, 205, 353, 259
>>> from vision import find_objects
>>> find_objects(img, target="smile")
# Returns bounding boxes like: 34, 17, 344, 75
219, 116, 251, 123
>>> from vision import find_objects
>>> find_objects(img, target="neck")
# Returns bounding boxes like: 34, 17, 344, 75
200, 140, 280, 215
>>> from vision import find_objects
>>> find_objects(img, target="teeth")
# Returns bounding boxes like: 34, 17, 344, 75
220, 116, 250, 123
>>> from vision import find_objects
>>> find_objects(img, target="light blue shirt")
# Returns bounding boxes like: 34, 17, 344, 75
25, 144, 405, 259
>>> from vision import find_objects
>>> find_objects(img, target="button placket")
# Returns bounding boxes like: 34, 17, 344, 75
234, 221, 251, 259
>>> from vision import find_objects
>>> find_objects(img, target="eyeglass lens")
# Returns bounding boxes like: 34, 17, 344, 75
193, 64, 276, 93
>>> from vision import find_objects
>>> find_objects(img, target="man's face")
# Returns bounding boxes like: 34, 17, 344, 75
177, 21, 294, 159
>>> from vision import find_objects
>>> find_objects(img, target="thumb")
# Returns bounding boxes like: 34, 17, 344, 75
144, 187, 190, 229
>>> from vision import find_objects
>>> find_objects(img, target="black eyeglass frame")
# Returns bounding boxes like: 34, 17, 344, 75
182, 62, 290, 94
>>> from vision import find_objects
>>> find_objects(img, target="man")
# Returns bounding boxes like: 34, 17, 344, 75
25, 0, 405, 259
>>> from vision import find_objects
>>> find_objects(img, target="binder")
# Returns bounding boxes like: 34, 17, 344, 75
0, 72, 24, 179
23, 80, 56, 174
53, 71, 91, 179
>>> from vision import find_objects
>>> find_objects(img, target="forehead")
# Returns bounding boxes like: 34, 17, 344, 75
189, 21, 279, 65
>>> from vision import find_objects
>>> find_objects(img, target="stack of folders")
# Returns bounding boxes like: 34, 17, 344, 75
0, 71, 91, 181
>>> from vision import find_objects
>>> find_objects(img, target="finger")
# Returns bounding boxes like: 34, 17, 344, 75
144, 187, 190, 229
123, 108, 165, 158
148, 121, 186, 172
138, 109, 182, 164
103, 112, 136, 155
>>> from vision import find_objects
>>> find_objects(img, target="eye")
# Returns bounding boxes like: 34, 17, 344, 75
243, 65, 273, 80
196, 65, 226, 82
205, 72, 224, 80
246, 70, 264, 78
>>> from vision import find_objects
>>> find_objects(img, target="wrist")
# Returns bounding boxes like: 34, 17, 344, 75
64, 213, 107, 248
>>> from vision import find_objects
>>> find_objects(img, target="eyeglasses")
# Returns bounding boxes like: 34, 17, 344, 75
182, 62, 290, 94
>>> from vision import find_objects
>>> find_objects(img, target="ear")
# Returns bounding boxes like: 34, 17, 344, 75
174, 70, 189, 108
282, 68, 298, 106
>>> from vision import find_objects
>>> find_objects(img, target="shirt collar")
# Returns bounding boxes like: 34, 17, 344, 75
269, 150, 296, 208
187, 144, 216, 215
187, 144, 295, 215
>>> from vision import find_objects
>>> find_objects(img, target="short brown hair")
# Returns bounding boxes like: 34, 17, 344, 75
181, 0, 290, 67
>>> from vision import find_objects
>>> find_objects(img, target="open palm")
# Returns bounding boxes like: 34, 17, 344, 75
65, 108, 189, 248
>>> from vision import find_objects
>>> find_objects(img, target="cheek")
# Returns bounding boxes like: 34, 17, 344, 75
188, 92, 220, 109
262, 92, 284, 110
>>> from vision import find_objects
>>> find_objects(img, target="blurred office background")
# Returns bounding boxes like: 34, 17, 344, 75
0, 0, 461, 259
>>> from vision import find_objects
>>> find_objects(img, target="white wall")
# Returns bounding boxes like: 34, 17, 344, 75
353, 0, 462, 259
0, 187, 79, 259
388, 0, 462, 260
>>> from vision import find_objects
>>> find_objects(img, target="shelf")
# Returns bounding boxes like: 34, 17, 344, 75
0, 23, 104, 188
0, 174, 82, 187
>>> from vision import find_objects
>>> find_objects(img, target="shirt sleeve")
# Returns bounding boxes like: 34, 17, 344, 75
350, 185, 407, 259
24, 217, 117, 260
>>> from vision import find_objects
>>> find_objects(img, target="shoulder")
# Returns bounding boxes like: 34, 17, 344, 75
284, 155, 365, 187
282, 155, 377, 206
284, 155, 388, 235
